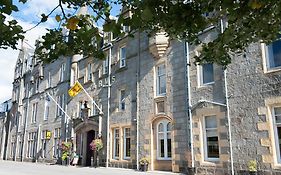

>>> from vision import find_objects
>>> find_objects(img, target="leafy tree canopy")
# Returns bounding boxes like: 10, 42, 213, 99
1, 0, 281, 66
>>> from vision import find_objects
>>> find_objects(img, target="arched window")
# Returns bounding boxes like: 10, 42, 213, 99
157, 120, 172, 160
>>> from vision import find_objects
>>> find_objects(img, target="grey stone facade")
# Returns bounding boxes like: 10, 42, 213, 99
4, 12, 281, 175
4, 29, 189, 173
188, 27, 281, 175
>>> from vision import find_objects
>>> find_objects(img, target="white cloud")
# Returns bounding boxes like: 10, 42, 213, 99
0, 17, 49, 104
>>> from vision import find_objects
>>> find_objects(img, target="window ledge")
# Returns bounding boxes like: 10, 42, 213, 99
84, 80, 93, 85
273, 163, 281, 169
115, 66, 127, 73
264, 67, 281, 74
110, 159, 132, 163
156, 158, 172, 161
198, 82, 215, 88
154, 95, 166, 101
202, 159, 220, 166
156, 112, 166, 116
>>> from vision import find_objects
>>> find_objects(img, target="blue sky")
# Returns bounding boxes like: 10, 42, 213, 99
0, 0, 121, 103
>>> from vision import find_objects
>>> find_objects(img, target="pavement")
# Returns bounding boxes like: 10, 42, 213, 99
0, 160, 184, 175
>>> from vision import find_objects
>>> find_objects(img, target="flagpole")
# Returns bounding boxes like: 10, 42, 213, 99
76, 81, 103, 114
47, 92, 71, 120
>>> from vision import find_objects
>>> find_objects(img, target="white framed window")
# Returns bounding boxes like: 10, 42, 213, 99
157, 120, 172, 160
35, 78, 40, 93
203, 115, 219, 161
27, 132, 36, 158
41, 130, 48, 158
53, 128, 61, 158
119, 46, 126, 68
86, 63, 93, 82
31, 103, 38, 123
91, 100, 100, 116
262, 40, 281, 72
123, 128, 131, 159
24, 83, 29, 98
44, 96, 50, 121
59, 63, 65, 82
272, 107, 281, 163
119, 89, 125, 111
156, 63, 166, 96
10, 135, 16, 158
56, 94, 65, 117
18, 113, 23, 127
17, 134, 23, 158
122, 25, 130, 33
103, 54, 109, 75
47, 72, 51, 88
23, 106, 27, 126
199, 63, 214, 86
113, 128, 120, 159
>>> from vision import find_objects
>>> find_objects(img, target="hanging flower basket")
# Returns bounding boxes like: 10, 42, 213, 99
90, 138, 103, 152
139, 157, 150, 171
60, 141, 72, 162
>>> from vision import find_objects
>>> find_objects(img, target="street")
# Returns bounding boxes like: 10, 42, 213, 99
0, 160, 183, 175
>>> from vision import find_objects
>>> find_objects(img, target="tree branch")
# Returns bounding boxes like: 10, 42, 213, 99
24, 4, 60, 32
59, 0, 67, 19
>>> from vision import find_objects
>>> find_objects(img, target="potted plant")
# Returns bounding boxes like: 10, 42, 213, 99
248, 160, 257, 175
61, 141, 72, 165
139, 157, 150, 171
89, 138, 103, 167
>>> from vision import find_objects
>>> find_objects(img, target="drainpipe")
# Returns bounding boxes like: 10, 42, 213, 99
5, 113, 12, 160
13, 111, 20, 161
136, 31, 141, 171
224, 70, 234, 175
220, 17, 234, 175
106, 43, 113, 167
185, 42, 194, 169
35, 124, 41, 163
0, 117, 4, 159
21, 99, 29, 161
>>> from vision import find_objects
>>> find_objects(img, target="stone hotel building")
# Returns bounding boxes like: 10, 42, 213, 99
2, 6, 281, 175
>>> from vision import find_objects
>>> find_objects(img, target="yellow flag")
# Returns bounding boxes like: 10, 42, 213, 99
46, 131, 52, 139
68, 82, 83, 97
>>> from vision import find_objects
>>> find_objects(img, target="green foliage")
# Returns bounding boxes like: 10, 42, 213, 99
0, 0, 25, 49
139, 157, 150, 165
90, 139, 103, 152
248, 160, 257, 172
61, 141, 72, 161
2, 0, 281, 66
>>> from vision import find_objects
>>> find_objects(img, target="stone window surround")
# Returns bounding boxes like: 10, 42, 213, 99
31, 102, 38, 124
53, 128, 61, 158
261, 43, 281, 74
113, 128, 120, 160
119, 45, 126, 68
110, 124, 132, 162
192, 105, 228, 167
154, 62, 167, 97
203, 115, 219, 162
197, 63, 215, 87
85, 62, 93, 83
156, 119, 172, 160
119, 89, 126, 111
59, 63, 66, 82
259, 97, 281, 169
154, 96, 166, 115
103, 52, 109, 75
123, 127, 131, 160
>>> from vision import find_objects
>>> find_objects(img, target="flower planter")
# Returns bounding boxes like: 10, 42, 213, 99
140, 164, 148, 171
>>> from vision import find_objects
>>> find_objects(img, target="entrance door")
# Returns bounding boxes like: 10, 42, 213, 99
86, 130, 95, 166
